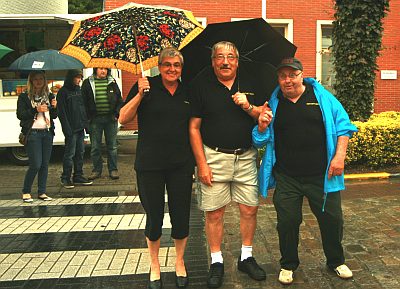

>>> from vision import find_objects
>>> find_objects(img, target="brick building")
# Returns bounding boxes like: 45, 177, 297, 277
106, 0, 399, 130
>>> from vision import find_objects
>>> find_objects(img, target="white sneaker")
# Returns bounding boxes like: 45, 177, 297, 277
278, 269, 294, 284
334, 264, 353, 279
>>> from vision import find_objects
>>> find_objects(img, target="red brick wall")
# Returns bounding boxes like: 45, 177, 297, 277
374, 0, 400, 113
107, 0, 399, 120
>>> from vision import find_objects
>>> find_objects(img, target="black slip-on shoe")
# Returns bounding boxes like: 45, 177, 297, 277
148, 279, 162, 289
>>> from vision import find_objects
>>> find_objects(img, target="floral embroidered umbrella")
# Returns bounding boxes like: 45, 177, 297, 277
61, 2, 203, 74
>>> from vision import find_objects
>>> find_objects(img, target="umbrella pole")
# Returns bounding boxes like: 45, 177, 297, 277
132, 27, 146, 78
132, 27, 149, 95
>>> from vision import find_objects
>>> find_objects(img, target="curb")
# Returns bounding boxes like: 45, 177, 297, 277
345, 172, 400, 180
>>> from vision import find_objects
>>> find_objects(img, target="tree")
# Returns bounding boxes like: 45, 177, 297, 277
68, 0, 103, 14
332, 0, 390, 121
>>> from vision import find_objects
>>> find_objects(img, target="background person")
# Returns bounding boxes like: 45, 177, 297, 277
17, 71, 57, 202
57, 69, 92, 189
189, 41, 267, 288
253, 57, 358, 285
81, 68, 123, 180
119, 47, 194, 289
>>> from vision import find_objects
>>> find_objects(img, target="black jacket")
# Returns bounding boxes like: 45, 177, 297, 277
57, 84, 88, 137
17, 92, 57, 135
81, 75, 123, 121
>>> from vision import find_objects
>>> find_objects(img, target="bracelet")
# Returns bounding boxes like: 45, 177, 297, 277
244, 104, 253, 112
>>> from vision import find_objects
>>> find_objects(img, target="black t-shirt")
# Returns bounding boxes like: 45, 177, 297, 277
273, 83, 327, 177
125, 75, 193, 171
189, 69, 266, 149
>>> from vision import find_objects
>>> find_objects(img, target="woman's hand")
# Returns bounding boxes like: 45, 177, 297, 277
36, 103, 49, 113
51, 98, 57, 108
138, 77, 150, 98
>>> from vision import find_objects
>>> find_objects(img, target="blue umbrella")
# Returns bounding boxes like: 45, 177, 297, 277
8, 49, 84, 71
0, 44, 13, 60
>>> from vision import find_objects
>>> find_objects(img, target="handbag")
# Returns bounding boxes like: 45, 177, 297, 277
19, 128, 31, 146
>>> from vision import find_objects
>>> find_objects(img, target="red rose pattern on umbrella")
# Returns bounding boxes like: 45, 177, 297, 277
61, 4, 204, 73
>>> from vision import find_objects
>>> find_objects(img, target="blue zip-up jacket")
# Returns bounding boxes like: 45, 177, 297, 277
252, 78, 358, 198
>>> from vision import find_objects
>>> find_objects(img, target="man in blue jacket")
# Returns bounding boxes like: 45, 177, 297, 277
253, 57, 357, 285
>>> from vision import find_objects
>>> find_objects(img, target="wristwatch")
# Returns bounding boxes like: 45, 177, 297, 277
244, 104, 254, 112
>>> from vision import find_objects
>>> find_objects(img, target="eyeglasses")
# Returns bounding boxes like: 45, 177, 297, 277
278, 71, 303, 80
160, 62, 182, 69
213, 54, 238, 62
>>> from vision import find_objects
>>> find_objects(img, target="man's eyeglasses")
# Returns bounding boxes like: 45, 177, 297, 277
213, 54, 238, 62
160, 62, 182, 69
278, 71, 303, 80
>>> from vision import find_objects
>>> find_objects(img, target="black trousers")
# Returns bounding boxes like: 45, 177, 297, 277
273, 169, 345, 270
136, 163, 193, 241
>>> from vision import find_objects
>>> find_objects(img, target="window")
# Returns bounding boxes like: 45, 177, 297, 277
316, 21, 335, 93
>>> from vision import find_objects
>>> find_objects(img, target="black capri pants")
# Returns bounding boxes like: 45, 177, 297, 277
136, 162, 193, 241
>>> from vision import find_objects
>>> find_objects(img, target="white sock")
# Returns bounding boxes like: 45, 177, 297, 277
211, 251, 223, 264
241, 245, 253, 261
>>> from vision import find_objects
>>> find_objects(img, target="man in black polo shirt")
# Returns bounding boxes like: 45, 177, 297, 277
253, 57, 357, 285
189, 41, 267, 288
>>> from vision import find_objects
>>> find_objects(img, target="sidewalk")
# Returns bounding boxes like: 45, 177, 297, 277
0, 141, 399, 288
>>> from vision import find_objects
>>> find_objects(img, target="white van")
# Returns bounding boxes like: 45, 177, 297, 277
0, 14, 126, 165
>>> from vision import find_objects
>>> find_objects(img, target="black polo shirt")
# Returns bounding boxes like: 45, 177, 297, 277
125, 75, 193, 171
273, 83, 327, 177
189, 69, 266, 150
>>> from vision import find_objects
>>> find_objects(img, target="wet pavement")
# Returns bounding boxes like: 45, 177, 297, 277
0, 140, 399, 288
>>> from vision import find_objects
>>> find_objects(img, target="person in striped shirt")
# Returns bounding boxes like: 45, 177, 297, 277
81, 68, 123, 180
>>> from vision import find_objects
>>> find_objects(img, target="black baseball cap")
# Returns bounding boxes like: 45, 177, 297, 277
276, 57, 303, 71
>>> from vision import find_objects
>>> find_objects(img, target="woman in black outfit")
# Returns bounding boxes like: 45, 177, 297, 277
119, 47, 193, 289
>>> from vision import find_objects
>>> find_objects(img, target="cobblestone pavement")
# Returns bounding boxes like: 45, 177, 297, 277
0, 142, 399, 288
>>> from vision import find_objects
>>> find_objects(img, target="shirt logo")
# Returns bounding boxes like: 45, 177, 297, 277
306, 102, 319, 106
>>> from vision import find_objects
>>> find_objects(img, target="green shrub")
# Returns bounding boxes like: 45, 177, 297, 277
346, 111, 400, 168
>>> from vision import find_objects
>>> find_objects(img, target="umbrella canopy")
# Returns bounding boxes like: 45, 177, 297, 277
181, 18, 297, 97
8, 49, 84, 71
0, 44, 14, 60
60, 2, 204, 74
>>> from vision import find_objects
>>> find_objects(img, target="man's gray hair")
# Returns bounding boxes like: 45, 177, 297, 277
211, 41, 239, 58
158, 47, 184, 65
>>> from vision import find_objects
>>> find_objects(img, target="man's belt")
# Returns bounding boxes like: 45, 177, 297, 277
209, 146, 250, 155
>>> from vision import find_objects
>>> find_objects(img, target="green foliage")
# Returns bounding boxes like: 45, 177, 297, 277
332, 0, 390, 121
347, 111, 400, 168
68, 0, 103, 14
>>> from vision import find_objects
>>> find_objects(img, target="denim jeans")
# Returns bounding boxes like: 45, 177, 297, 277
22, 129, 53, 195
89, 114, 118, 174
61, 130, 85, 181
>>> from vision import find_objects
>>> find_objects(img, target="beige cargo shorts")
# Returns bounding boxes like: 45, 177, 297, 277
196, 145, 259, 211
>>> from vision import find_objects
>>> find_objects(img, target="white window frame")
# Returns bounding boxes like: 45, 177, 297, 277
196, 17, 207, 27
316, 20, 333, 83
231, 17, 293, 43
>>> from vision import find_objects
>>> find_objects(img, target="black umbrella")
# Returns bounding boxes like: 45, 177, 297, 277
9, 49, 84, 71
181, 18, 297, 97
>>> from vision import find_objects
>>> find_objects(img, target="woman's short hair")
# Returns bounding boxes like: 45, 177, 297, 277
211, 41, 239, 58
158, 47, 184, 66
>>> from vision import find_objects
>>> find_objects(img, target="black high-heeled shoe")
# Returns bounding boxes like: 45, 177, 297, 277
175, 273, 189, 288
148, 278, 162, 289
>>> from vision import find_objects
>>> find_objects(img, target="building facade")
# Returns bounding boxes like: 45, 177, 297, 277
106, 0, 399, 121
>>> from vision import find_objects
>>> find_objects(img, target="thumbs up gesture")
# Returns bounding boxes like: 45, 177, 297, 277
258, 101, 273, 132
